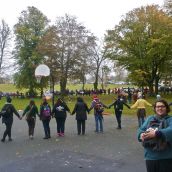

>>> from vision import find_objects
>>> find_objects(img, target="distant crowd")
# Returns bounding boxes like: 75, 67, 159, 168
1, 86, 172, 100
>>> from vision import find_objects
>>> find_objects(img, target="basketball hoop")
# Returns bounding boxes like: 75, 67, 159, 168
35, 64, 50, 83
35, 75, 42, 83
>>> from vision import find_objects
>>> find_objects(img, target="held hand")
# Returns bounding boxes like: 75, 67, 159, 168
142, 129, 156, 140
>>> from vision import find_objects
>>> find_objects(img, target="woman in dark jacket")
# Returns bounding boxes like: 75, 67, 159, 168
40, 98, 51, 139
1, 96, 21, 142
22, 100, 39, 139
72, 97, 89, 135
52, 98, 70, 137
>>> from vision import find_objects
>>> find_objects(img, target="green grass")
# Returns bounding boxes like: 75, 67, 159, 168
0, 84, 171, 116
0, 94, 170, 116
0, 83, 133, 93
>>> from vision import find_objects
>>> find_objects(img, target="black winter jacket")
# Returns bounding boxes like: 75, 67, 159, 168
109, 99, 130, 111
72, 102, 89, 120
52, 103, 70, 119
1, 103, 20, 122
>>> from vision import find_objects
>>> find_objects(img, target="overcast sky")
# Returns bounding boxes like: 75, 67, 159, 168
0, 0, 164, 38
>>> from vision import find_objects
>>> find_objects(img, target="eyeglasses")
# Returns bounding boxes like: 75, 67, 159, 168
155, 106, 166, 109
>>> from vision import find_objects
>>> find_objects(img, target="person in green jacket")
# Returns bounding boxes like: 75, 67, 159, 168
137, 99, 172, 172
22, 100, 39, 139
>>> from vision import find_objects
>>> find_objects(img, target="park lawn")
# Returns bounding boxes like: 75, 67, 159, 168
0, 93, 168, 117
0, 83, 133, 93
0, 84, 172, 116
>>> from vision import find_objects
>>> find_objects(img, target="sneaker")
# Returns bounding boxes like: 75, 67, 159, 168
8, 138, 13, 141
29, 135, 34, 139
1, 138, 5, 142
43, 137, 48, 139
57, 133, 61, 137
60, 133, 64, 137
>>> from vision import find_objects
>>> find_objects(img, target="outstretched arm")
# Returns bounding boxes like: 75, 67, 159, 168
123, 102, 130, 109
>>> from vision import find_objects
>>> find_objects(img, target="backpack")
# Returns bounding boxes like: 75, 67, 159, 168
142, 116, 171, 151
94, 100, 104, 113
42, 105, 51, 117
1, 105, 12, 118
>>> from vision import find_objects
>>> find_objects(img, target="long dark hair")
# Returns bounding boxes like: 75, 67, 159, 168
55, 98, 64, 106
42, 97, 48, 105
30, 100, 35, 106
77, 97, 84, 103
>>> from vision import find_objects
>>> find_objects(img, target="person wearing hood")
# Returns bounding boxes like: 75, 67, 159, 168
131, 95, 152, 127
109, 95, 130, 129
72, 97, 89, 135
137, 99, 172, 172
1, 96, 21, 142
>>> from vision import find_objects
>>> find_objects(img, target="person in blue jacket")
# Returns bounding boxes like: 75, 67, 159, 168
137, 99, 172, 172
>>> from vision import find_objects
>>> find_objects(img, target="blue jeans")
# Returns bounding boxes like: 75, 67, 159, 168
95, 114, 103, 132
138, 116, 145, 127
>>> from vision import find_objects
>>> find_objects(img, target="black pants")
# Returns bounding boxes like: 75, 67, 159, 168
115, 110, 122, 128
2, 119, 13, 140
55, 118, 66, 134
146, 159, 172, 172
42, 119, 50, 137
27, 118, 35, 136
77, 120, 85, 135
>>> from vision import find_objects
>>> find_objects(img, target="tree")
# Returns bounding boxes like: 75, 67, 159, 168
37, 14, 96, 96
164, 0, 172, 16
88, 39, 107, 90
105, 5, 172, 95
13, 6, 49, 96
0, 20, 11, 75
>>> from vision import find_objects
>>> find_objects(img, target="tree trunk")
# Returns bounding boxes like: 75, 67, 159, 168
155, 75, 160, 95
94, 69, 99, 90
148, 83, 154, 96
51, 75, 55, 107
82, 76, 85, 90
60, 77, 67, 97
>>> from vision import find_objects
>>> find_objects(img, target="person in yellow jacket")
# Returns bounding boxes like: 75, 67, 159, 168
131, 95, 152, 127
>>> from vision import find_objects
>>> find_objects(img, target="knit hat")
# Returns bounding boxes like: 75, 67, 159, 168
93, 95, 98, 100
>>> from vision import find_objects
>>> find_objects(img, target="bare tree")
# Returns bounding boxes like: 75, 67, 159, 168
89, 39, 107, 90
0, 19, 11, 74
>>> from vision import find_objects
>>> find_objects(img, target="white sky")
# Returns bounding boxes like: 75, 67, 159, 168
0, 0, 164, 38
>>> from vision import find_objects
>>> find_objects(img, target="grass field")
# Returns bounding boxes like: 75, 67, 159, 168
0, 83, 134, 93
0, 84, 172, 116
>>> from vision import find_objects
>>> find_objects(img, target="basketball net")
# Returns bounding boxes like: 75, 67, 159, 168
35, 75, 42, 83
